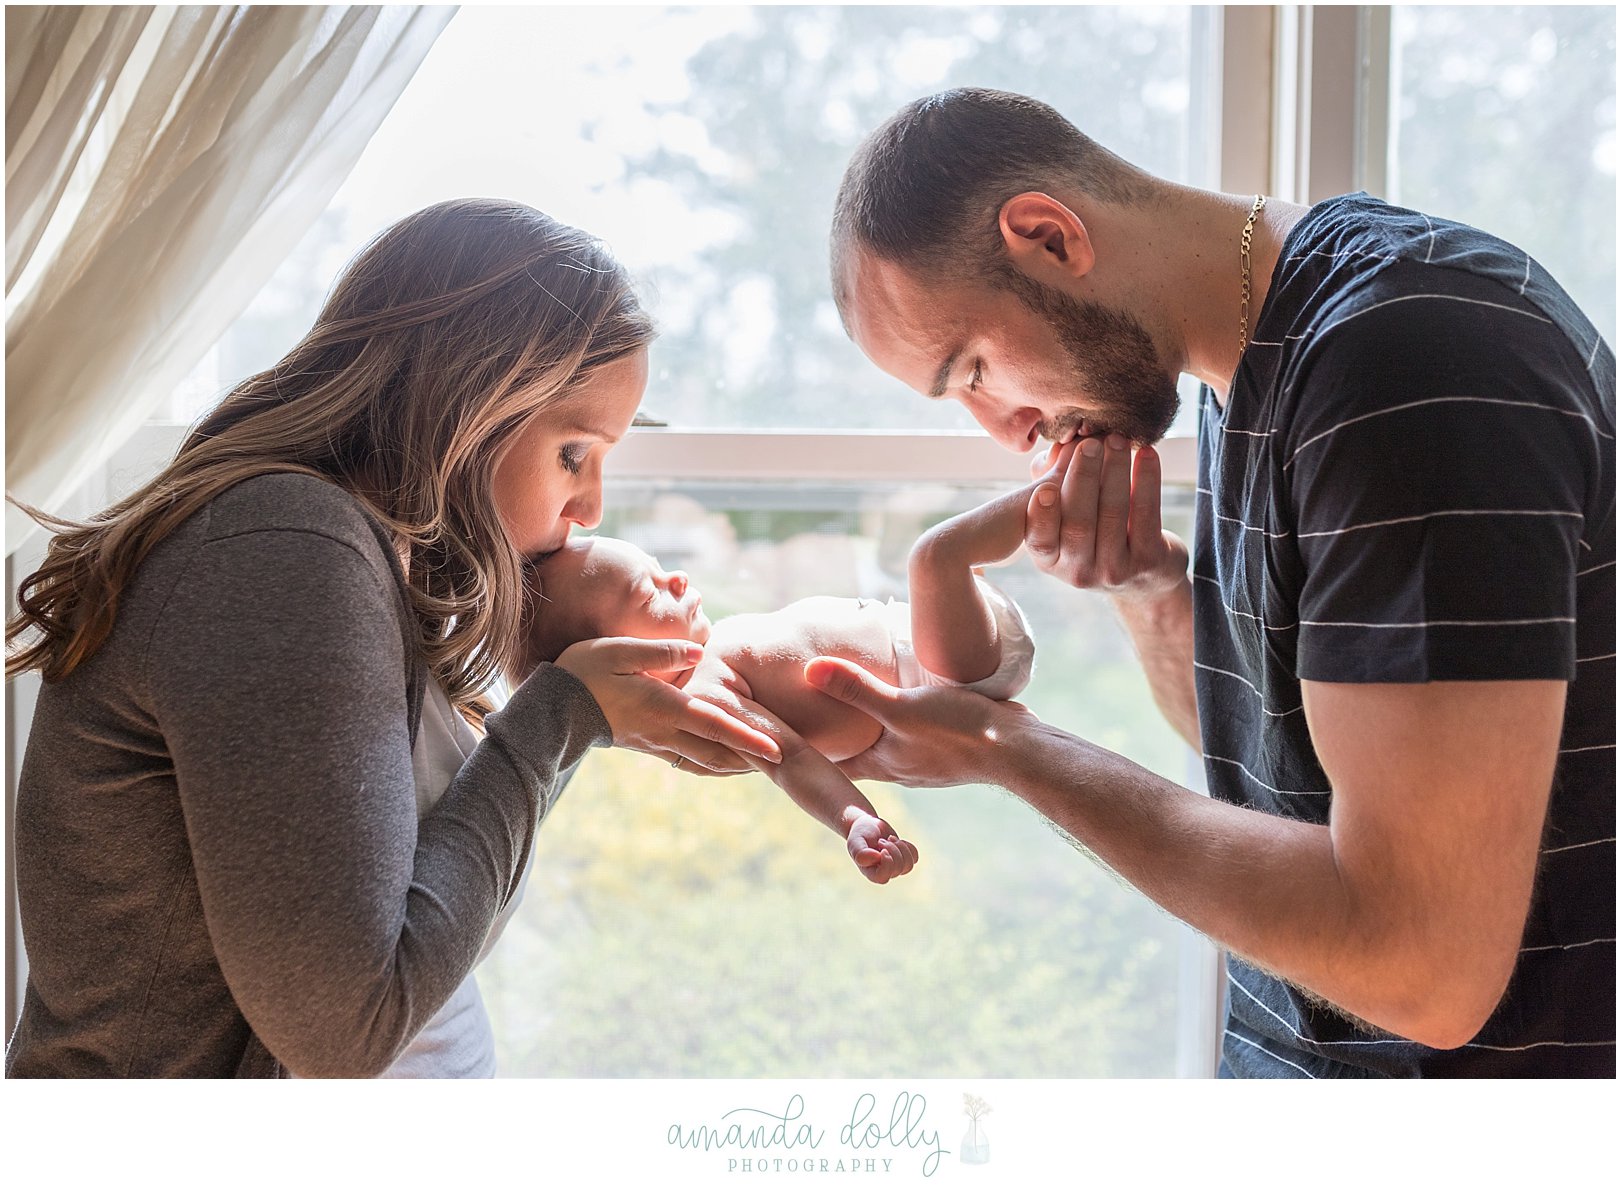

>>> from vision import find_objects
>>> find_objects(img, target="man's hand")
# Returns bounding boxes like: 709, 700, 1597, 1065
554, 637, 782, 773
803, 657, 1033, 787
1026, 435, 1188, 602
1026, 435, 1202, 746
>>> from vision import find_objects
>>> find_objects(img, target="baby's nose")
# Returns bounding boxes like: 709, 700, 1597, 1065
668, 571, 688, 599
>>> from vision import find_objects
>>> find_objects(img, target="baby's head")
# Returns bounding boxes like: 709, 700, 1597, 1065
522, 535, 711, 665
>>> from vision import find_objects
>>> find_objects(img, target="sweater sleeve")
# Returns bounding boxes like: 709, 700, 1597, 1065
146, 518, 610, 1078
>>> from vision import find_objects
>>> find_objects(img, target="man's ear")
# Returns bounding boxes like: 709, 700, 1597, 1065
997, 192, 1095, 281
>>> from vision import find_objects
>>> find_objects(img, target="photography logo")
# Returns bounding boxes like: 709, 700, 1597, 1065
666, 1090, 953, 1177
960, 1093, 992, 1166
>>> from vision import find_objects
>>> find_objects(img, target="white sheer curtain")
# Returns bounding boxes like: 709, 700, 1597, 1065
4, 5, 457, 551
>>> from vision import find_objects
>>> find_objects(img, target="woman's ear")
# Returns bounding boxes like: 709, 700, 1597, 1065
997, 192, 1095, 282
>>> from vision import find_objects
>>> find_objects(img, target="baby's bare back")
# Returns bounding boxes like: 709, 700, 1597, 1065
701, 596, 899, 763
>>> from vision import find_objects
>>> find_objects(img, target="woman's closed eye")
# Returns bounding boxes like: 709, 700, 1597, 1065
558, 443, 586, 474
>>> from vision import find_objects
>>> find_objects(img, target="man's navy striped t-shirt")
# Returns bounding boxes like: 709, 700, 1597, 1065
1194, 192, 1615, 1077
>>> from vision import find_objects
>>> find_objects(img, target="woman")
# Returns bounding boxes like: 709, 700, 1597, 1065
4, 198, 781, 1077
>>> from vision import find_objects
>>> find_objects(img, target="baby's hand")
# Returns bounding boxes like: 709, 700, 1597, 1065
845, 813, 919, 885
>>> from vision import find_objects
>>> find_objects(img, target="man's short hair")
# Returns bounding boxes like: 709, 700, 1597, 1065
830, 88, 1152, 313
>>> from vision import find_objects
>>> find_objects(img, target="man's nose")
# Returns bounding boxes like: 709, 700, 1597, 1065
979, 409, 1039, 454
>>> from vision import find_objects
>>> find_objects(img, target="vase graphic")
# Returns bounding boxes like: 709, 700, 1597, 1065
960, 1120, 990, 1165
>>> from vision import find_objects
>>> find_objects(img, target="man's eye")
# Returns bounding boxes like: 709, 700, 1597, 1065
968, 361, 984, 392
559, 445, 584, 474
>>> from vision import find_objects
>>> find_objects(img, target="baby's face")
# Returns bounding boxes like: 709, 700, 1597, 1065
545, 536, 712, 646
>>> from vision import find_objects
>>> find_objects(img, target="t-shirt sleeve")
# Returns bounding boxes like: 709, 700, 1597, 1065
1282, 289, 1591, 683
147, 521, 610, 1077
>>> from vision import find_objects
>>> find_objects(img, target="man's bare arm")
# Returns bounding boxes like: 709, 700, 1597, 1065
808, 659, 1563, 1047
1111, 580, 1200, 749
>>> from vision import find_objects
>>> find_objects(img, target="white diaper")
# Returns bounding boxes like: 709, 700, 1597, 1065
884, 576, 1035, 700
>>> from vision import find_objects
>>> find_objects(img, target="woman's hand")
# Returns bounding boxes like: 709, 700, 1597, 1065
555, 636, 782, 773
803, 656, 1037, 788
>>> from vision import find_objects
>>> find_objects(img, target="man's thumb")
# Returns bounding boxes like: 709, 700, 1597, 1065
804, 656, 895, 712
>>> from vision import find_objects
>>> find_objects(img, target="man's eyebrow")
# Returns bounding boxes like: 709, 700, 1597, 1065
927, 349, 962, 400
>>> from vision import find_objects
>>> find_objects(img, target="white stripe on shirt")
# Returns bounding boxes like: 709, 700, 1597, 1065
1231, 971, 1613, 1057
1543, 836, 1615, 855
1301, 616, 1575, 629
1193, 662, 1304, 716
1297, 508, 1582, 540
1520, 938, 1614, 954
1229, 975, 1411, 1047
1214, 509, 1294, 539
1192, 574, 1297, 629
1286, 249, 1397, 265
1224, 1028, 1318, 1077
1466, 1039, 1615, 1053
1203, 754, 1327, 796
1316, 293, 1554, 342
1284, 395, 1613, 468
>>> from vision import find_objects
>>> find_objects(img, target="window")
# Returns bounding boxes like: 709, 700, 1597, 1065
21, 4, 1611, 1079
200, 4, 1210, 1077
484, 478, 1203, 1077
1387, 5, 1616, 344
162, 5, 1211, 436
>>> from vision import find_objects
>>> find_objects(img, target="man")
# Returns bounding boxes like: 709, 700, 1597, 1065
812, 88, 1614, 1076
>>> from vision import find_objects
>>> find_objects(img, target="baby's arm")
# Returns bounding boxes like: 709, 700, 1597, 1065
907, 460, 1061, 685
757, 745, 918, 884
685, 649, 918, 884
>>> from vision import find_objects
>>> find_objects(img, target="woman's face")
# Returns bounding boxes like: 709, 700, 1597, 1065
492, 348, 649, 560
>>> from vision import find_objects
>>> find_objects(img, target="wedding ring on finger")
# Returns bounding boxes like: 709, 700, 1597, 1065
671, 756, 683, 771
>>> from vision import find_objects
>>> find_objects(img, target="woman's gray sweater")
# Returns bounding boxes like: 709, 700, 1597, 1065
5, 473, 611, 1077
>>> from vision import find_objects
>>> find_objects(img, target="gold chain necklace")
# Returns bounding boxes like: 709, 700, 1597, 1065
1238, 193, 1268, 355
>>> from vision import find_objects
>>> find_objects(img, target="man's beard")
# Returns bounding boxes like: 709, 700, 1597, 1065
993, 265, 1181, 445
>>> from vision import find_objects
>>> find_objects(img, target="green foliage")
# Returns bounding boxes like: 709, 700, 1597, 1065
481, 749, 1180, 1077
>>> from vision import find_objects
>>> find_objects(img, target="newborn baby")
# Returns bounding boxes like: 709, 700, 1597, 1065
520, 473, 1042, 884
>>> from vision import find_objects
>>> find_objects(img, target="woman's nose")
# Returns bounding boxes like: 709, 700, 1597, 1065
565, 482, 603, 531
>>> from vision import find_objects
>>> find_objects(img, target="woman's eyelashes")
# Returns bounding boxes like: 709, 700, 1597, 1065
558, 443, 585, 474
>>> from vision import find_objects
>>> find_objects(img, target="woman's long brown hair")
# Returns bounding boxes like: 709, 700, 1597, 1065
6, 198, 655, 723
